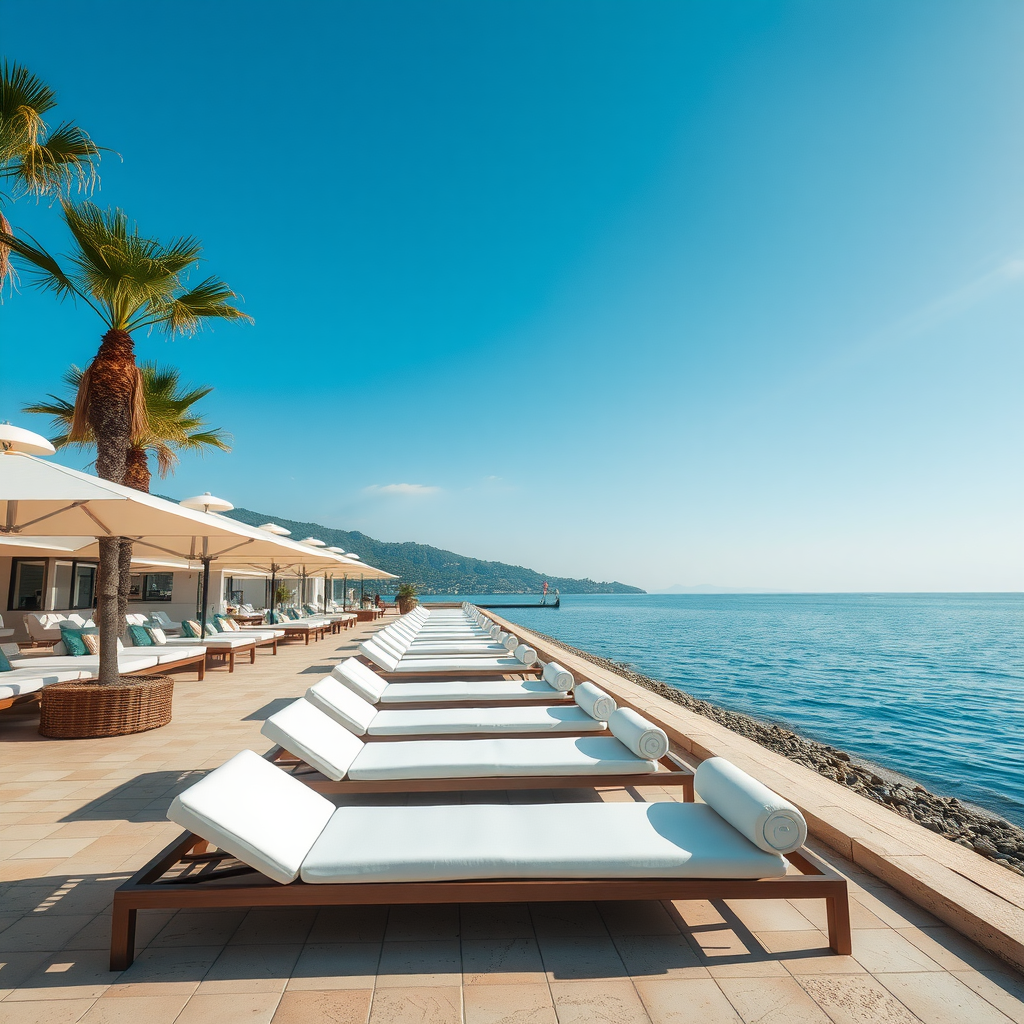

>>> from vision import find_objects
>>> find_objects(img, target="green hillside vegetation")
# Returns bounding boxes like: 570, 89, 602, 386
222, 507, 646, 595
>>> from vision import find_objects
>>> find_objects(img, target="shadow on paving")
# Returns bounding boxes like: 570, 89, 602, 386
3, 872, 1022, 1002
243, 698, 297, 721
60, 770, 207, 822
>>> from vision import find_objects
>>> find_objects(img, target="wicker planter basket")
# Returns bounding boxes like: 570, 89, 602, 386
39, 675, 174, 739
397, 597, 418, 614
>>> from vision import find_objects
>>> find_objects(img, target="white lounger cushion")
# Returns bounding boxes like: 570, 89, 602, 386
307, 678, 378, 735
378, 679, 573, 704
300, 801, 787, 883
366, 706, 608, 736
695, 757, 808, 855
0, 667, 92, 700
308, 678, 606, 736
262, 701, 656, 781
332, 660, 386, 703
9, 654, 161, 673
160, 636, 254, 650
167, 750, 333, 884
609, 708, 670, 760
349, 735, 656, 781
542, 662, 574, 691
263, 700, 365, 780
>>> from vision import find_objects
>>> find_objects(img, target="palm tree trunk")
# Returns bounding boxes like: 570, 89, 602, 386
117, 539, 133, 634
86, 328, 138, 685
123, 446, 151, 491
96, 536, 121, 685
117, 447, 149, 633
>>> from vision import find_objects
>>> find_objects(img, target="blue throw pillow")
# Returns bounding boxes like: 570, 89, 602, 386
128, 624, 153, 647
287, 609, 300, 620
60, 627, 89, 657
267, 610, 279, 624
0, 648, 11, 672
180, 620, 197, 638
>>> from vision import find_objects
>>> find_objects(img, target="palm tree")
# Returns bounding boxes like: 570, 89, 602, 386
24, 362, 233, 493
0, 60, 104, 281
0, 201, 250, 683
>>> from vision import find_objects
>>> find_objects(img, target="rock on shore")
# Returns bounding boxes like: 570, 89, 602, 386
532, 630, 1024, 877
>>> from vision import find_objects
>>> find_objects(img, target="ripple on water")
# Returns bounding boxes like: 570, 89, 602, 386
471, 593, 1024, 826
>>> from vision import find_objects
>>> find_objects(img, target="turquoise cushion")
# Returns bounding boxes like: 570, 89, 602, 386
180, 620, 197, 638
267, 610, 279, 624
0, 648, 11, 672
128, 624, 153, 647
60, 627, 89, 657
287, 609, 300, 620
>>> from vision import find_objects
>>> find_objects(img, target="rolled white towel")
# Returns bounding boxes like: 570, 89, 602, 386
502, 633, 519, 652
496, 631, 509, 645
695, 757, 807, 855
489, 624, 501, 639
609, 708, 669, 760
574, 682, 616, 721
514, 644, 538, 666
541, 661, 574, 691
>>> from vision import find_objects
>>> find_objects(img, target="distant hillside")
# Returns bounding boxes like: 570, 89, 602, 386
221, 507, 645, 595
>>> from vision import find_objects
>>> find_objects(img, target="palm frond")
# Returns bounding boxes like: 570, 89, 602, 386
0, 224, 81, 300
11, 123, 102, 197
139, 276, 253, 335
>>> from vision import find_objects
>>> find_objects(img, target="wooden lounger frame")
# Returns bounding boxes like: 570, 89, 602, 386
109, 830, 851, 970
266, 745, 696, 800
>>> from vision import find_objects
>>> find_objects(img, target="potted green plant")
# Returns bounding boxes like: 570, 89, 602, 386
396, 583, 418, 615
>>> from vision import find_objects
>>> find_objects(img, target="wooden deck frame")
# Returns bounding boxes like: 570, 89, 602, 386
109, 830, 850, 970
266, 746, 696, 800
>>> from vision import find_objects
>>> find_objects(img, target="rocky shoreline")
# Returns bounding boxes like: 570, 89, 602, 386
530, 629, 1024, 877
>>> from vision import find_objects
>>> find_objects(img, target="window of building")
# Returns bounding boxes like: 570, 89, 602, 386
9, 559, 47, 611
129, 572, 174, 603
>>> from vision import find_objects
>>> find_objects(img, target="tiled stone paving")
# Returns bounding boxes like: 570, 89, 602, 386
1, 614, 1023, 1023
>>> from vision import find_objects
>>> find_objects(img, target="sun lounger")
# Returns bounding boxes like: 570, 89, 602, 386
260, 697, 691, 795
326, 658, 577, 709
359, 637, 541, 677
109, 750, 850, 969
3, 643, 207, 708
305, 675, 616, 738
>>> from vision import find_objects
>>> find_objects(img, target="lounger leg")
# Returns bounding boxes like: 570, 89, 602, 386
197, 660, 205, 681
250, 648, 256, 664
228, 651, 235, 673
826, 892, 852, 955
272, 640, 278, 654
110, 900, 137, 971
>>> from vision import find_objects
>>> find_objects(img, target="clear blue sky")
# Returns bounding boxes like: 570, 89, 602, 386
3, 1, 1022, 592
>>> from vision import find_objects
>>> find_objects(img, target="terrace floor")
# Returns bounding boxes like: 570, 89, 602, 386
1, 613, 1023, 1024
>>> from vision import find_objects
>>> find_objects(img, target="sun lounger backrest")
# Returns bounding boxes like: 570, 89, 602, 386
261, 700, 364, 782
306, 678, 377, 735
608, 709, 669, 759
167, 750, 333, 884
695, 757, 807, 855
332, 659, 387, 702
359, 639, 398, 673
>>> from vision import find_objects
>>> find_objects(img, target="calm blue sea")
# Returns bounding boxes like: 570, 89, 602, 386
422, 593, 1024, 825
